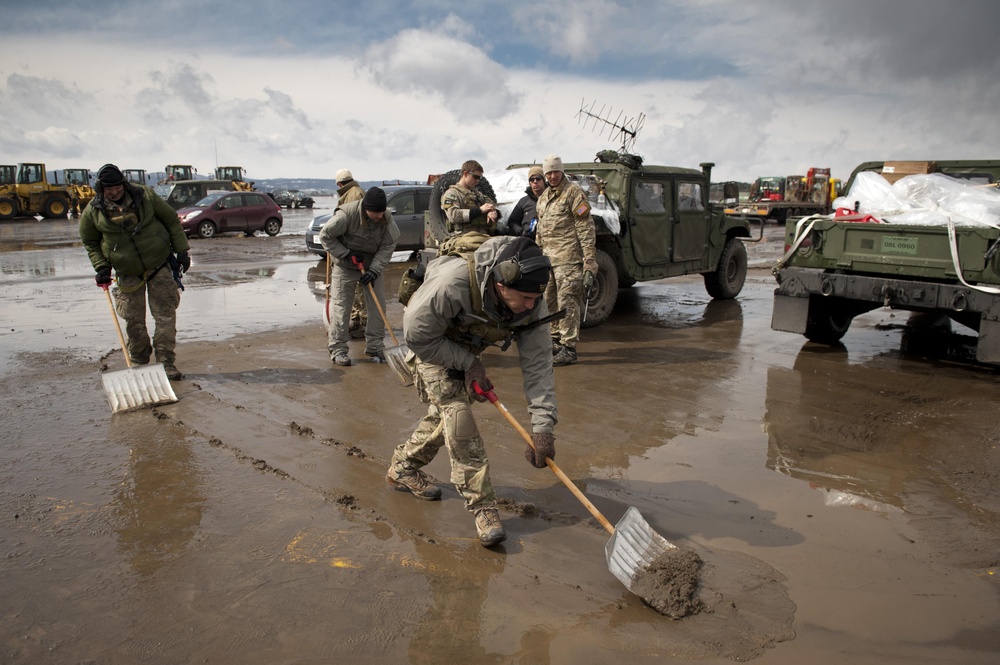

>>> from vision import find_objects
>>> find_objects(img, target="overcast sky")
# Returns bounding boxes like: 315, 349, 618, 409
1, 0, 997, 183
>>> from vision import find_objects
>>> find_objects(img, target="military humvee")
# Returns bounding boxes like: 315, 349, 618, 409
424, 153, 756, 327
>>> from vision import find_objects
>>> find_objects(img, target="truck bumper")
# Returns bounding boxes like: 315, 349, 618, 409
772, 267, 1000, 364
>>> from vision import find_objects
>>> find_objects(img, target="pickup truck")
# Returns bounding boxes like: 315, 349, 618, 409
771, 159, 1000, 364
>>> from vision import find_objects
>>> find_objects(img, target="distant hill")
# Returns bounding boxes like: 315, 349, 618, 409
249, 178, 425, 196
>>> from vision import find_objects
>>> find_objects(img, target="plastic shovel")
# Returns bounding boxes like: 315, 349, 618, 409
351, 256, 413, 386
472, 383, 677, 597
100, 285, 178, 414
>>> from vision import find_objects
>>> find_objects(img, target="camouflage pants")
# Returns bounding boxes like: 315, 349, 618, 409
328, 262, 385, 356
544, 262, 584, 349
112, 267, 181, 365
390, 358, 496, 512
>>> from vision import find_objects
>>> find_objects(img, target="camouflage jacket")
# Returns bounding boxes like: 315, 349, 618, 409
403, 236, 557, 432
441, 183, 498, 235
535, 179, 597, 266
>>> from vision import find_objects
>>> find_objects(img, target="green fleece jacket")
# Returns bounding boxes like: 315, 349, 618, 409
79, 184, 189, 277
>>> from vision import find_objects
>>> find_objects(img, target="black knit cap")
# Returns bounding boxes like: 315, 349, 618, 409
495, 237, 550, 294
362, 186, 387, 212
97, 164, 125, 186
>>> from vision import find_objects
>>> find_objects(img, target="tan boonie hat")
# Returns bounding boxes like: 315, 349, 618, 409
335, 168, 353, 182
542, 155, 563, 174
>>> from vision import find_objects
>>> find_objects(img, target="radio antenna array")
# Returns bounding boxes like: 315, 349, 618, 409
576, 99, 645, 153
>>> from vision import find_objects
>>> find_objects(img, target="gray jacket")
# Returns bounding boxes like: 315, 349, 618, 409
319, 199, 399, 274
403, 236, 557, 432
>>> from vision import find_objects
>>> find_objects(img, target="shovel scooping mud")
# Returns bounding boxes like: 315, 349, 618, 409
351, 256, 413, 386
474, 383, 704, 617
100, 285, 178, 414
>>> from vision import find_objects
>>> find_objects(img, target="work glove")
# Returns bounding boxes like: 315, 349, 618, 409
526, 431, 555, 468
463, 357, 492, 403
176, 251, 191, 274
359, 269, 378, 286
95, 266, 112, 287
348, 251, 367, 269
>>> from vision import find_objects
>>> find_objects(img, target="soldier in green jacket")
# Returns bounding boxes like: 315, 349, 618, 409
79, 164, 190, 380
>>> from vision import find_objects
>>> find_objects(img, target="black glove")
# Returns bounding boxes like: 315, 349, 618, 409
359, 270, 378, 286
463, 357, 492, 402
348, 251, 367, 269
526, 431, 555, 468
176, 251, 191, 273
95, 266, 112, 286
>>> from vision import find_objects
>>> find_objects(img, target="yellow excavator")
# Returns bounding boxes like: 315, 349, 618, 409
215, 166, 255, 192
0, 163, 75, 220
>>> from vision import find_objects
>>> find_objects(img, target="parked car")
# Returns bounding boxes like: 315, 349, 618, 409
269, 188, 315, 209
305, 184, 431, 255
177, 191, 284, 238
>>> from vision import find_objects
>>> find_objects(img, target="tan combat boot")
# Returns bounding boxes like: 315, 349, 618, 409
386, 466, 442, 501
474, 508, 506, 547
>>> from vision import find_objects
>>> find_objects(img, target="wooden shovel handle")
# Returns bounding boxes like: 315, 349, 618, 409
352, 256, 401, 347
475, 383, 615, 535
103, 285, 132, 368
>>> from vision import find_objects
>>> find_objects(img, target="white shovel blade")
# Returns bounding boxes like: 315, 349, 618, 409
605, 506, 677, 593
102, 363, 179, 413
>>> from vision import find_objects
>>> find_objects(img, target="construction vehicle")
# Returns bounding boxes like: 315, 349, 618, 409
424, 151, 757, 327
159, 165, 197, 184
0, 164, 15, 186
771, 159, 1000, 366
123, 169, 148, 186
0, 163, 75, 220
728, 168, 837, 223
55, 168, 96, 216
215, 166, 255, 192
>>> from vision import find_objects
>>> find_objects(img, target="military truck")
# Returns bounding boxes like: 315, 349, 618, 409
771, 159, 1000, 364
424, 152, 756, 327
0, 163, 75, 220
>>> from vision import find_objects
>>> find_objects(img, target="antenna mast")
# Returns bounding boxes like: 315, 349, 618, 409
576, 99, 645, 153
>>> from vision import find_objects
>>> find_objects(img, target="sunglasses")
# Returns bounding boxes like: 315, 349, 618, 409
468, 173, 483, 181
528, 176, 543, 182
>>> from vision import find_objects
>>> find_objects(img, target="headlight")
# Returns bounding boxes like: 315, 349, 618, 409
182, 211, 201, 222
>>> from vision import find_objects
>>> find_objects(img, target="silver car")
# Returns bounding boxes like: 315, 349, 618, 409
306, 184, 431, 256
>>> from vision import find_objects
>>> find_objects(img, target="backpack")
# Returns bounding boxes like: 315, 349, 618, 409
397, 232, 490, 306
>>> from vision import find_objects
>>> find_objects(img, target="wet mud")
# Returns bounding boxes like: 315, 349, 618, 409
2, 213, 1000, 663
633, 547, 705, 619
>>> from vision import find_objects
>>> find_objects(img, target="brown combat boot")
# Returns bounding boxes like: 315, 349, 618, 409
474, 508, 506, 547
552, 346, 578, 366
386, 466, 442, 501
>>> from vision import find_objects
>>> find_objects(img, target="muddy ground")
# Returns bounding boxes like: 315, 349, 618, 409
1, 201, 998, 664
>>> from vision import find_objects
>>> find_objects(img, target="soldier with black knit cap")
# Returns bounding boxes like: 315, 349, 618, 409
79, 163, 191, 380
388, 235, 558, 548
319, 186, 399, 366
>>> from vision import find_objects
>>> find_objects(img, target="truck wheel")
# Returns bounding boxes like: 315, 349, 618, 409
703, 236, 747, 300
43, 196, 69, 219
804, 297, 853, 344
581, 249, 619, 328
0, 197, 17, 220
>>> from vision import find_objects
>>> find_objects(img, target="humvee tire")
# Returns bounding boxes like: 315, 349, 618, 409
703, 236, 747, 300
581, 249, 619, 328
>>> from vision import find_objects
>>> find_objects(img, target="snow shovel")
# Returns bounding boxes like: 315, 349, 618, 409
351, 256, 413, 386
100, 285, 178, 414
472, 383, 678, 598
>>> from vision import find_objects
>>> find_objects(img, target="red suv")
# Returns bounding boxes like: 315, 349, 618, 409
178, 191, 284, 238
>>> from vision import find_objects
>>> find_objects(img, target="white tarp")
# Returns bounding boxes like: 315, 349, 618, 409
833, 172, 1000, 228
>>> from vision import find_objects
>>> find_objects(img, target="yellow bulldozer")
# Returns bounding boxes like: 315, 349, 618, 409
56, 168, 96, 217
0, 163, 76, 220
215, 166, 255, 192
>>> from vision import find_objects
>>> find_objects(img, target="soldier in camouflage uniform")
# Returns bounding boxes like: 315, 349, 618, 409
388, 236, 558, 547
535, 155, 599, 366
334, 169, 369, 340
441, 160, 500, 240
79, 164, 190, 380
